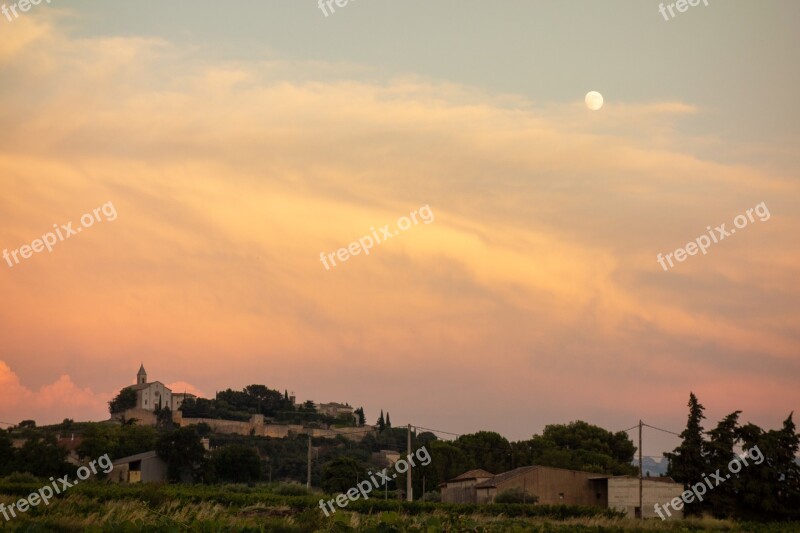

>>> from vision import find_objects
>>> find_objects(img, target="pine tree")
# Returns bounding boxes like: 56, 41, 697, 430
666, 392, 707, 516
705, 411, 741, 517
738, 413, 800, 520
377, 410, 385, 431
385, 412, 391, 428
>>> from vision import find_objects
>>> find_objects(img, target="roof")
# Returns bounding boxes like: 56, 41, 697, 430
448, 469, 495, 482
138, 364, 146, 375
609, 475, 677, 483
125, 381, 170, 391
112, 450, 161, 464
476, 466, 537, 488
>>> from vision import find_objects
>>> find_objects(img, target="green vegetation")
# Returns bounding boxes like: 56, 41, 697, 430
666, 393, 800, 521
2, 391, 797, 530
0, 482, 797, 531
108, 387, 137, 414
494, 486, 539, 504
0, 430, 71, 478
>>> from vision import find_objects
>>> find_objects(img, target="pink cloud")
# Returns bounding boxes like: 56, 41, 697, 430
0, 360, 110, 426
166, 381, 205, 398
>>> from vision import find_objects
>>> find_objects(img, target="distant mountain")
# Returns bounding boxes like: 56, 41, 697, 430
632, 456, 669, 477
633, 456, 800, 476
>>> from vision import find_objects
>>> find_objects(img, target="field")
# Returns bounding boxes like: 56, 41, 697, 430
1, 482, 799, 532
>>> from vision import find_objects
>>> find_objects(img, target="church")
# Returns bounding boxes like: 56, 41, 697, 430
125, 364, 173, 412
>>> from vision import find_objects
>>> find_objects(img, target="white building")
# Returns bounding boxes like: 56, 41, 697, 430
606, 476, 684, 520
125, 364, 173, 412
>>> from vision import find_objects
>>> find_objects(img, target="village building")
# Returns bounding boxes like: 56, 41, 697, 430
125, 364, 173, 412
110, 451, 168, 483
441, 465, 684, 519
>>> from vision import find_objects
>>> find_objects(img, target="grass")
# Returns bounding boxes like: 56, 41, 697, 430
1, 482, 798, 532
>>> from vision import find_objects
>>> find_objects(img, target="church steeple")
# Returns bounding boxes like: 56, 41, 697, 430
137, 363, 147, 385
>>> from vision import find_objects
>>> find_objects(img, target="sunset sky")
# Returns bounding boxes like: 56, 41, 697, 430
1, 1, 798, 457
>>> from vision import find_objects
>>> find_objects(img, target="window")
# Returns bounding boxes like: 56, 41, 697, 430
558, 493, 564, 500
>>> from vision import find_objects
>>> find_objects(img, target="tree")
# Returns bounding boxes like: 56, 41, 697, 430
210, 445, 262, 483
0, 429, 14, 476
18, 420, 36, 429
155, 406, 174, 429
705, 411, 742, 517
738, 413, 800, 520
78, 424, 120, 461
385, 412, 392, 428
321, 456, 367, 493
417, 440, 471, 494
354, 407, 366, 427
377, 410, 385, 431
193, 422, 212, 437
455, 431, 513, 474
108, 387, 137, 414
156, 427, 207, 482
79, 423, 158, 462
116, 425, 158, 459
520, 421, 637, 475
12, 435, 71, 478
666, 392, 708, 516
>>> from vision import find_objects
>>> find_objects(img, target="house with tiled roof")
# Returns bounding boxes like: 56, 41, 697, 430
440, 469, 495, 503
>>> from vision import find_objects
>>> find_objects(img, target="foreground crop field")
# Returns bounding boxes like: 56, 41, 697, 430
1, 483, 799, 532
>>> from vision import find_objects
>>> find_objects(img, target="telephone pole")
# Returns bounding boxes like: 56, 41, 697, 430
407, 424, 413, 502
639, 420, 643, 520
307, 433, 312, 489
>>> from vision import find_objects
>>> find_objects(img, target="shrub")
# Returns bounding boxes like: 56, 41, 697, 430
2, 471, 40, 483
494, 487, 538, 504
420, 490, 441, 502
272, 483, 310, 496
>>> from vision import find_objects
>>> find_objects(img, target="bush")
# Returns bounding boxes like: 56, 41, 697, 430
421, 490, 441, 502
2, 472, 40, 483
272, 483, 310, 496
494, 487, 538, 504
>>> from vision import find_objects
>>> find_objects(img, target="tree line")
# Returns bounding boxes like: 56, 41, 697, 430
666, 392, 800, 520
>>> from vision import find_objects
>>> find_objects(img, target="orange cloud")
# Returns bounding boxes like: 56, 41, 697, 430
0, 16, 797, 441
0, 360, 111, 425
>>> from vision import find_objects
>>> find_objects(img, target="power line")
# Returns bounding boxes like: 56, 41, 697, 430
642, 422, 682, 437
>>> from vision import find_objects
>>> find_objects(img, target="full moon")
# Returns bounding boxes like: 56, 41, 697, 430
585, 91, 604, 111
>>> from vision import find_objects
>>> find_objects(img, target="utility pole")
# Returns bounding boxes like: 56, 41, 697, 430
407, 424, 413, 502
307, 433, 312, 489
639, 420, 643, 520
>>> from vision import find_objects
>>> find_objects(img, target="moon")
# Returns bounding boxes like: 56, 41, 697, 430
585, 91, 604, 111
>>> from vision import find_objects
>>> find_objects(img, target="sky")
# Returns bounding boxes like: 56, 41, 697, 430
0, 0, 798, 457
